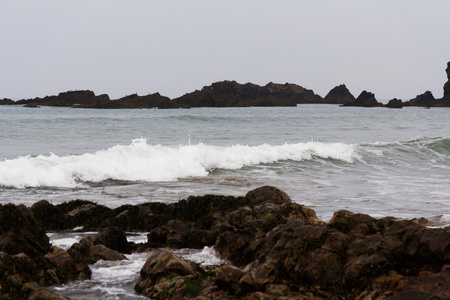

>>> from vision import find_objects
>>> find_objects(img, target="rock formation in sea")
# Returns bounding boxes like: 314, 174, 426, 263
385, 98, 403, 108
403, 90, 437, 107
443, 61, 450, 99
341, 90, 384, 107
402, 61, 450, 107
323, 84, 355, 104
1, 186, 450, 299
0, 98, 14, 105
170, 80, 323, 107
1, 61, 450, 108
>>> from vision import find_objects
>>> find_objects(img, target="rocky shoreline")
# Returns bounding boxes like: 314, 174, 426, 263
1, 62, 450, 109
1, 186, 449, 299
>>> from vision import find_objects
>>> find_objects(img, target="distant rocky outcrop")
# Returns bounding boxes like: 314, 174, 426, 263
386, 98, 403, 108
404, 91, 437, 107
323, 84, 355, 104
2, 61, 450, 109
171, 81, 323, 107
13, 90, 109, 107
341, 90, 384, 107
0, 98, 14, 105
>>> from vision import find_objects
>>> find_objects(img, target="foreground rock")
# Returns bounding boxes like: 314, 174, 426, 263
0, 203, 89, 299
135, 249, 207, 299
2, 186, 450, 299
133, 187, 450, 299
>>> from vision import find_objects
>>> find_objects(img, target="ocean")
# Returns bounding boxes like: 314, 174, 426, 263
1, 104, 449, 298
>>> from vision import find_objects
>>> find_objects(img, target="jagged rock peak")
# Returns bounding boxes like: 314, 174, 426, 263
324, 84, 355, 104
444, 61, 450, 98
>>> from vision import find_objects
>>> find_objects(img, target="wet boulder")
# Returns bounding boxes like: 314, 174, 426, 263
328, 210, 383, 235
0, 253, 62, 299
30, 200, 74, 230
68, 235, 127, 264
245, 185, 291, 205
23, 282, 71, 300
57, 200, 112, 229
215, 264, 246, 293
0, 204, 50, 257
44, 246, 91, 281
93, 226, 131, 254
135, 249, 205, 299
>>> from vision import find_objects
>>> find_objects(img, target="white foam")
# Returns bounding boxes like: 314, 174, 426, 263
178, 246, 229, 266
0, 139, 355, 188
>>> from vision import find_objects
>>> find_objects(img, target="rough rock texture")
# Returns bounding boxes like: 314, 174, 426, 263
3, 186, 450, 299
0, 203, 93, 299
44, 246, 91, 281
57, 200, 112, 230
171, 81, 323, 107
68, 235, 127, 264
30, 200, 74, 231
134, 249, 206, 299
341, 90, 383, 107
208, 210, 450, 299
93, 226, 132, 254
0, 204, 50, 257
323, 84, 356, 104
0, 253, 64, 299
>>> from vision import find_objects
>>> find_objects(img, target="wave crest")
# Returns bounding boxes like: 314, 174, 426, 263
0, 139, 355, 188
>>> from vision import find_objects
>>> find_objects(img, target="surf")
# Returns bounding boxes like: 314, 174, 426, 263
0, 139, 355, 188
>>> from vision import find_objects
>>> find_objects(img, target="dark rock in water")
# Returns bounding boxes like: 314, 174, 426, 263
134, 249, 205, 299
57, 200, 112, 230
342, 90, 383, 107
23, 282, 71, 300
44, 246, 91, 281
323, 84, 356, 104
0, 204, 50, 257
93, 226, 131, 254
0, 98, 14, 105
404, 90, 437, 107
245, 185, 291, 205
328, 210, 382, 235
444, 61, 450, 99
0, 253, 63, 299
386, 98, 403, 108
68, 235, 126, 264
170, 80, 323, 107
3, 186, 449, 299
23, 102, 39, 108
85, 92, 171, 109
30, 200, 74, 231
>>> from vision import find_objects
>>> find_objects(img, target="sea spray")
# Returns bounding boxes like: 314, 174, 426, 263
0, 138, 355, 188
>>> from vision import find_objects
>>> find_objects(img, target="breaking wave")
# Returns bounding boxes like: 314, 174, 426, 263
0, 139, 355, 188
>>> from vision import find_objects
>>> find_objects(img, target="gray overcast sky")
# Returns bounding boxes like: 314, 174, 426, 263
1, 1, 449, 100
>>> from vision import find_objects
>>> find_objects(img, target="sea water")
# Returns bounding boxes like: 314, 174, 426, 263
1, 104, 449, 298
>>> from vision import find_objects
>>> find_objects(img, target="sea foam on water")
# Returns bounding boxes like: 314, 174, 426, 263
0, 138, 355, 188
